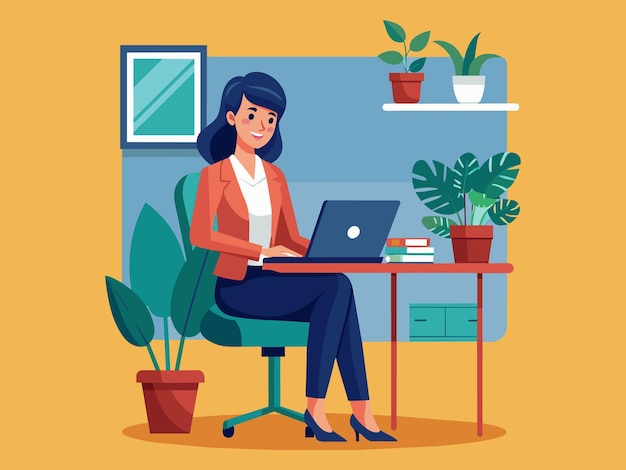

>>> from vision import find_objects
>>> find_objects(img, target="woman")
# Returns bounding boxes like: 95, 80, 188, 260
190, 71, 395, 442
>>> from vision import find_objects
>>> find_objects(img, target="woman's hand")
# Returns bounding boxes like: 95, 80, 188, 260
261, 245, 304, 258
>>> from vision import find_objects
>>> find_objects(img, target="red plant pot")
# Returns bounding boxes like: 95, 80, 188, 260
137, 370, 204, 433
450, 225, 493, 263
389, 72, 424, 103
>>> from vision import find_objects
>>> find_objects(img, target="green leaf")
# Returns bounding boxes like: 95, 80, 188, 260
468, 53, 500, 75
409, 31, 430, 52
171, 247, 219, 338
422, 216, 457, 238
434, 40, 464, 75
130, 204, 185, 318
452, 152, 480, 194
408, 57, 426, 72
105, 276, 154, 347
383, 20, 406, 42
462, 33, 481, 75
488, 199, 520, 225
412, 160, 464, 215
472, 152, 521, 199
468, 189, 497, 208
378, 51, 404, 65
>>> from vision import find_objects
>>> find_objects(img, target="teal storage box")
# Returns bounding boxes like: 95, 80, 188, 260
409, 307, 446, 337
409, 303, 477, 342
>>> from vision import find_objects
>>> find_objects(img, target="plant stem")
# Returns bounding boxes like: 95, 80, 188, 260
175, 336, 186, 371
479, 211, 489, 225
163, 316, 171, 370
463, 194, 467, 224
403, 42, 408, 72
146, 343, 161, 370
455, 199, 464, 225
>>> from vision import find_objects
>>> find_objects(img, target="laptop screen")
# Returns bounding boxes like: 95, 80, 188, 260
305, 200, 400, 259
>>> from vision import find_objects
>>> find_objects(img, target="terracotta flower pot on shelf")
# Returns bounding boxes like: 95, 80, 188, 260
389, 72, 425, 103
137, 369, 205, 433
450, 225, 493, 263
377, 20, 430, 104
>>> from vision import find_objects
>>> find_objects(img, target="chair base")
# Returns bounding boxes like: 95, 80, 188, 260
223, 406, 304, 432
221, 349, 304, 437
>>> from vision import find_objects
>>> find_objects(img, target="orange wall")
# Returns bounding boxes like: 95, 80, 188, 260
3, 0, 623, 467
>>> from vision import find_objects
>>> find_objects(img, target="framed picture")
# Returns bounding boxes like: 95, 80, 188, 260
120, 45, 207, 149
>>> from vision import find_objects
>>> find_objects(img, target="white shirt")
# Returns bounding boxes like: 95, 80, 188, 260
228, 155, 272, 265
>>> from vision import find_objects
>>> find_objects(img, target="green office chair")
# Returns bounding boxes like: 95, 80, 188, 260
174, 172, 310, 438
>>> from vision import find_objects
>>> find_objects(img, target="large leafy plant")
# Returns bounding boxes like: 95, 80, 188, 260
412, 151, 521, 238
378, 20, 430, 73
105, 202, 218, 370
434, 32, 499, 76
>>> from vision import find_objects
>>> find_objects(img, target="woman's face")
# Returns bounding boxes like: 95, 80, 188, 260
226, 94, 277, 151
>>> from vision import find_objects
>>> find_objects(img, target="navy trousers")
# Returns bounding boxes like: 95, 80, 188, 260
215, 266, 369, 401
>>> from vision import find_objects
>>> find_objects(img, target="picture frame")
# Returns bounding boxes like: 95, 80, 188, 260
120, 45, 207, 149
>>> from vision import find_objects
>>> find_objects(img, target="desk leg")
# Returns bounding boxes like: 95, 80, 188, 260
477, 272, 483, 437
391, 272, 397, 430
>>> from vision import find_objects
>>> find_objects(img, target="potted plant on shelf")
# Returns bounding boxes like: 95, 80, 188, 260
105, 203, 217, 433
378, 19, 430, 103
433, 32, 500, 104
411, 151, 521, 262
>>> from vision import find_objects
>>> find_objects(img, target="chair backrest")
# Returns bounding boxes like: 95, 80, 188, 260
173, 171, 309, 348
174, 172, 202, 260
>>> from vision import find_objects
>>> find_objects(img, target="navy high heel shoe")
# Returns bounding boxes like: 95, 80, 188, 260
303, 410, 346, 442
349, 415, 397, 442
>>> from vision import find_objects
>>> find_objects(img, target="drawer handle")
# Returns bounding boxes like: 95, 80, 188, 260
413, 319, 427, 322
468, 319, 477, 322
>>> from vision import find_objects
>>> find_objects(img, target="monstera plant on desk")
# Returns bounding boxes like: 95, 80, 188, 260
411, 151, 521, 262
105, 203, 217, 433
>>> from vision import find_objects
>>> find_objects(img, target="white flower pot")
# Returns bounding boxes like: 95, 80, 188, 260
452, 75, 486, 103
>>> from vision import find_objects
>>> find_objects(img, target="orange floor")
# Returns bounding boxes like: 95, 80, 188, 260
7, 333, 620, 469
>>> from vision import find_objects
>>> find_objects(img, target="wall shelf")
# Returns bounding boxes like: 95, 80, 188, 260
382, 103, 519, 112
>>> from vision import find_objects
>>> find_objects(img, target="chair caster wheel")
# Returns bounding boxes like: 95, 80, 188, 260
223, 426, 235, 438
305, 426, 314, 438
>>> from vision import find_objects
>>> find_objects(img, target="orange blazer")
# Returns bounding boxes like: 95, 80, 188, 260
190, 158, 310, 281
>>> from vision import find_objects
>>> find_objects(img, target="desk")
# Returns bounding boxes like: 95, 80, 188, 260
262, 262, 514, 436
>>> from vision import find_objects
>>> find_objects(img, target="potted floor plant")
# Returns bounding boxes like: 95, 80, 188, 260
378, 20, 430, 103
434, 32, 500, 104
411, 151, 521, 262
105, 203, 217, 433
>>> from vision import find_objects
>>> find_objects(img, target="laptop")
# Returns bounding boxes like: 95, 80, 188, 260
264, 200, 400, 264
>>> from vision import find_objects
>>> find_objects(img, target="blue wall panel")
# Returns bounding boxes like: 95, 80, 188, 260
122, 56, 511, 342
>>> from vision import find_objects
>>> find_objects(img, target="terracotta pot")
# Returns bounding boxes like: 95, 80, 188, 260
450, 225, 493, 263
389, 72, 424, 103
137, 370, 204, 433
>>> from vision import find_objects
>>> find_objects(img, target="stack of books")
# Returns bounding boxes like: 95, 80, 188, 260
385, 237, 435, 263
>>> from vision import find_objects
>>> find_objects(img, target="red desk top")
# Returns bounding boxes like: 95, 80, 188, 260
262, 262, 514, 274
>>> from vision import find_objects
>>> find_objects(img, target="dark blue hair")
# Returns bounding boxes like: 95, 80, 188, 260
197, 72, 287, 164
